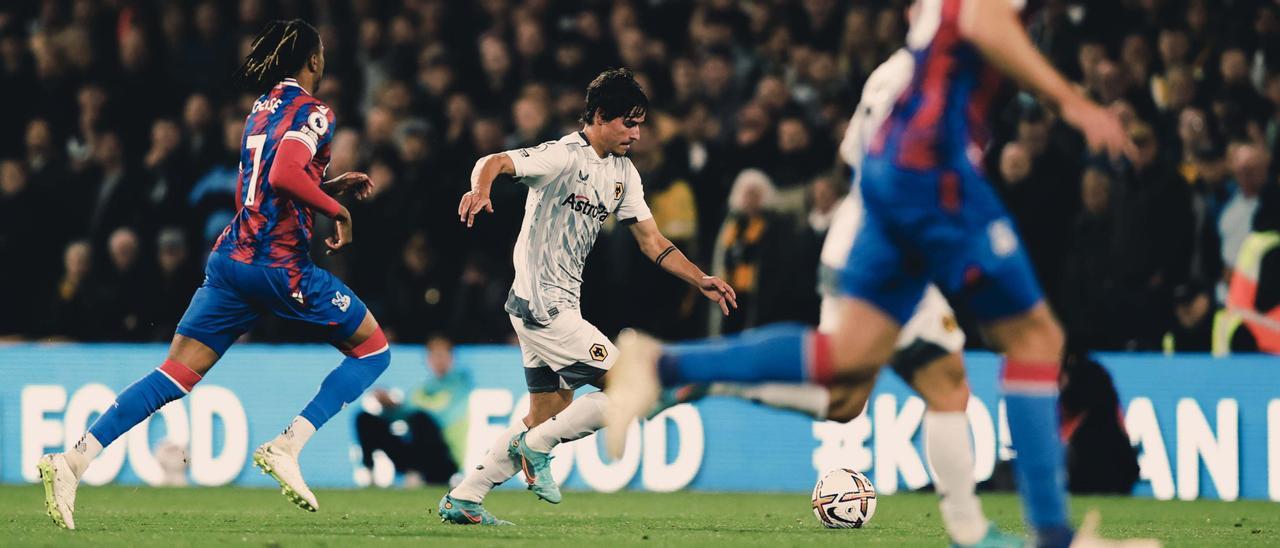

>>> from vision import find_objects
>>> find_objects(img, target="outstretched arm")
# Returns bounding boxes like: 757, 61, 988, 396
458, 153, 515, 227
629, 218, 738, 316
268, 138, 352, 254
959, 0, 1136, 161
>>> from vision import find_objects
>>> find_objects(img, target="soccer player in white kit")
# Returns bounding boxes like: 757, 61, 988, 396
654, 50, 1020, 547
439, 68, 736, 525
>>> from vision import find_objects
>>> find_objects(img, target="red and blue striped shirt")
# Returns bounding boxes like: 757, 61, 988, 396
214, 78, 335, 271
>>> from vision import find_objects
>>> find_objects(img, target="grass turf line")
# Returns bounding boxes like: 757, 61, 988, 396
0, 485, 1275, 546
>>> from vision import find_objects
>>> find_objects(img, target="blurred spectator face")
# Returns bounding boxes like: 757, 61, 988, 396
700, 54, 733, 98
1219, 48, 1248, 85
328, 129, 360, 174
64, 240, 91, 280
222, 117, 245, 153
1000, 142, 1032, 185
359, 18, 383, 52
1077, 42, 1105, 82
472, 118, 506, 154
109, 227, 139, 273
611, 3, 640, 38
120, 27, 147, 72
401, 132, 430, 164
389, 14, 416, 46
555, 41, 585, 73
95, 133, 123, 169
1, 160, 26, 197
157, 228, 187, 275
239, 0, 264, 27
755, 75, 789, 112
161, 5, 186, 45
378, 81, 412, 116
777, 117, 810, 153
402, 232, 430, 275
195, 1, 220, 39
1121, 34, 1150, 73
151, 119, 180, 155
1093, 60, 1126, 104
419, 60, 454, 98
843, 8, 874, 52
1187, 0, 1208, 35
617, 28, 647, 68
671, 57, 698, 99
735, 103, 770, 147
479, 34, 511, 79
742, 184, 765, 215
1165, 66, 1195, 111
683, 102, 717, 141
811, 175, 838, 214
78, 85, 107, 117
1266, 75, 1280, 112
1178, 108, 1208, 148
1231, 144, 1270, 196
807, 52, 837, 85
1157, 29, 1189, 67
1175, 291, 1211, 329
365, 107, 396, 145
446, 94, 474, 125
1081, 168, 1111, 215
426, 336, 454, 377
874, 7, 902, 46
184, 94, 212, 131
515, 20, 545, 59
26, 118, 52, 158
513, 96, 549, 137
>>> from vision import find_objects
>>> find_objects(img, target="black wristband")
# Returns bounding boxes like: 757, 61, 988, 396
655, 245, 677, 266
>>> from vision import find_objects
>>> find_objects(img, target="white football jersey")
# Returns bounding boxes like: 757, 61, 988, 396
824, 50, 915, 272
486, 131, 653, 326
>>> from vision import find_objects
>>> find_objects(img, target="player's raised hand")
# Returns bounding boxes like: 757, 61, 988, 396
698, 275, 738, 316
326, 206, 353, 255
323, 171, 375, 200
1062, 98, 1138, 163
458, 189, 494, 228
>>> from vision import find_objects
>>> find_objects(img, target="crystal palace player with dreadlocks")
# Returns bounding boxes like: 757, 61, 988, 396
38, 19, 386, 529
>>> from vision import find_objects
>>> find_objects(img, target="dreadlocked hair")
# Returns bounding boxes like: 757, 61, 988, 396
234, 19, 320, 95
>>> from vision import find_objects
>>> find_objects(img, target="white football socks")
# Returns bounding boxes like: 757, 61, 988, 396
274, 416, 317, 455
63, 433, 104, 479
525, 391, 610, 453
711, 383, 830, 420
450, 422, 527, 503
925, 411, 988, 545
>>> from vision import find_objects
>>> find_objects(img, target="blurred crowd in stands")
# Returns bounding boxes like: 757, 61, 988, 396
2, 0, 1278, 354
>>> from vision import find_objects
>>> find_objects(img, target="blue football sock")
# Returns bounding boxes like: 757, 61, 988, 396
299, 349, 391, 429
1002, 359, 1072, 546
658, 323, 825, 386
88, 368, 188, 447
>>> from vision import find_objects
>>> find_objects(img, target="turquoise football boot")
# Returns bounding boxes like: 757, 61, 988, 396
951, 522, 1026, 548
438, 494, 512, 526
508, 432, 561, 503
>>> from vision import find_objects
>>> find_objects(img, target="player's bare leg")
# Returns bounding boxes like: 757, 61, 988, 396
40, 335, 219, 530
605, 296, 896, 457
255, 310, 390, 512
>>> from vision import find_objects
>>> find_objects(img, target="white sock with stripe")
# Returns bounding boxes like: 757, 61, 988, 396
449, 422, 527, 503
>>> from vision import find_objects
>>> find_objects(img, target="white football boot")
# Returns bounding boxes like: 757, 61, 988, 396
603, 329, 663, 459
253, 441, 319, 512
38, 453, 78, 530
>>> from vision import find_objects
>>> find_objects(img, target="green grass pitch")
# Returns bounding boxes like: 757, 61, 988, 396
1, 485, 1276, 546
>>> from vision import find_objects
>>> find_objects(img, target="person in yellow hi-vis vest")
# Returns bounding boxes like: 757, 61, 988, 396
1214, 185, 1280, 355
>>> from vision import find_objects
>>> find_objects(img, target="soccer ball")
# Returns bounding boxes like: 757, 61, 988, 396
811, 468, 877, 529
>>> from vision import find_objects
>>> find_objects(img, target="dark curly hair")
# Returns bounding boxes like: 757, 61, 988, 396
578, 68, 648, 125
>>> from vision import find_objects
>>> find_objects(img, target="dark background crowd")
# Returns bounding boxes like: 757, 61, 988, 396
2, 0, 1278, 354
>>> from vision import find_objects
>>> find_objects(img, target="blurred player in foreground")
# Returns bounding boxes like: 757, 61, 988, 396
39, 19, 385, 529
439, 68, 735, 525
603, 1, 1156, 547
655, 48, 1021, 547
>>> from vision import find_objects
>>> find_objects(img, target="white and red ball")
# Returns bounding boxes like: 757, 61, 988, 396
811, 468, 877, 529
